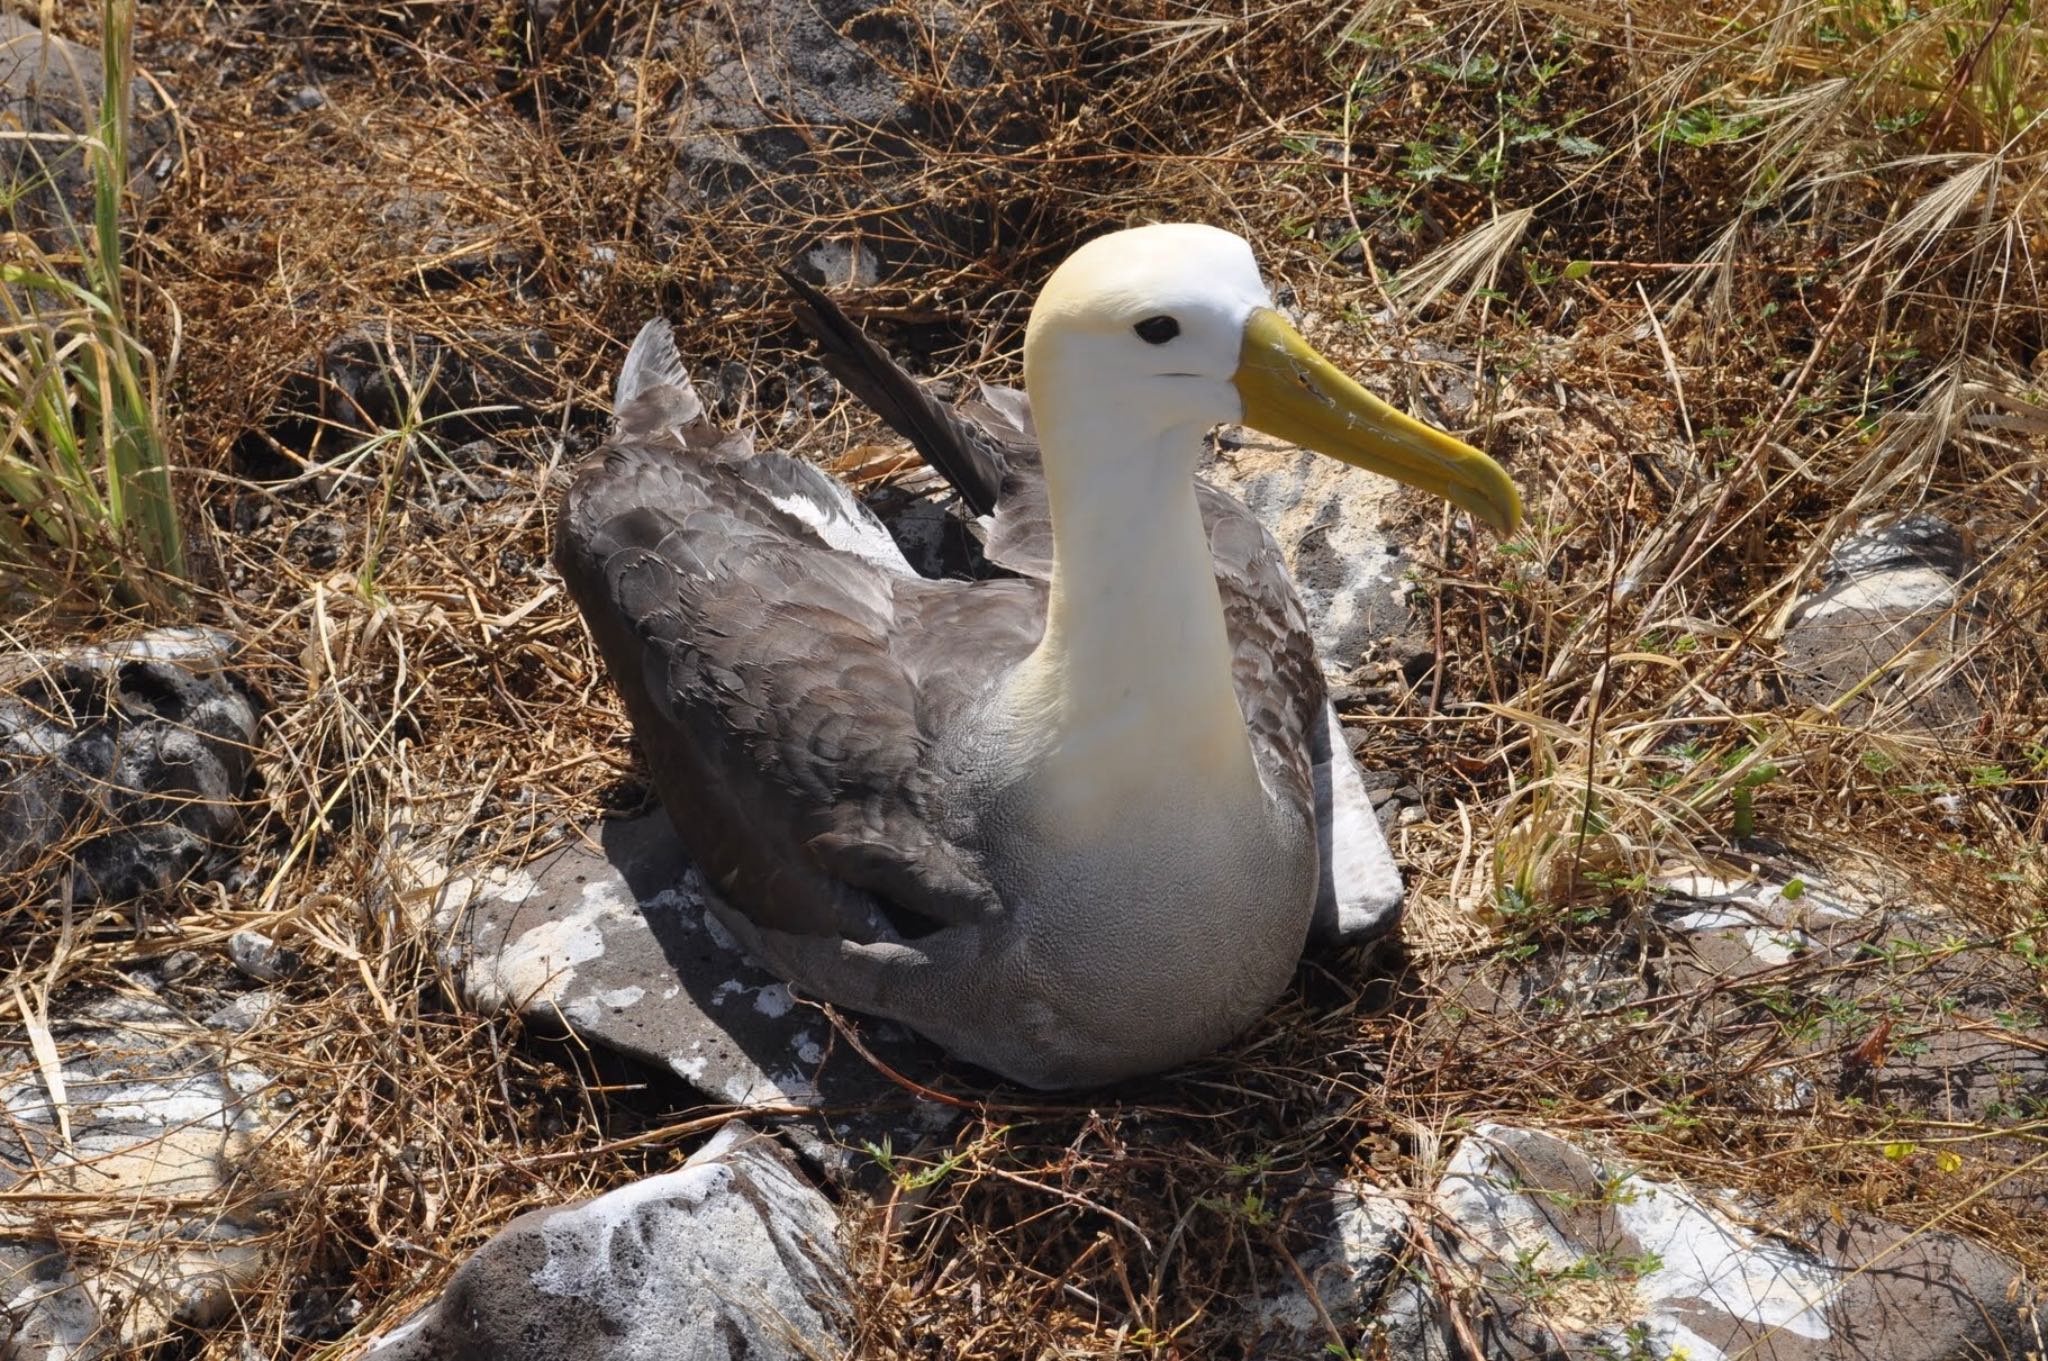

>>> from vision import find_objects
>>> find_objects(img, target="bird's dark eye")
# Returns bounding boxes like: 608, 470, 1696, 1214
1133, 315, 1180, 345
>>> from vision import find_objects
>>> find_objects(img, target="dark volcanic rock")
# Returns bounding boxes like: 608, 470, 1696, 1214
647, 0, 1046, 284
361, 1122, 847, 1361
272, 325, 558, 450
0, 628, 259, 902
0, 14, 180, 246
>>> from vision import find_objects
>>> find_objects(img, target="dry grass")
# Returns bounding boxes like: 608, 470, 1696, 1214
2, 0, 2046, 1357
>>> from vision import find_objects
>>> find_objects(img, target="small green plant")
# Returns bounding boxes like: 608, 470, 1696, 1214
1821, 994, 1869, 1031
1225, 1151, 1276, 1179
863, 1134, 980, 1192
1651, 1096, 1703, 1134
1656, 103, 1767, 150
0, 0, 184, 610
1650, 739, 1711, 790
1537, 1171, 1643, 1214
1758, 987, 1824, 1043
1421, 51, 1503, 86
1501, 1244, 1664, 1303
1200, 1186, 1276, 1228
1728, 756, 1782, 840
1493, 878, 1611, 946
1591, 1321, 1667, 1361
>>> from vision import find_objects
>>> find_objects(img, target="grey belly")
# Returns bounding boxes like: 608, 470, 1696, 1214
947, 789, 1321, 1087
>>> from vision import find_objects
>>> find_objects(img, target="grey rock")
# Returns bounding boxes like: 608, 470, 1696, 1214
0, 995, 281, 1359
203, 991, 279, 1034
271, 325, 557, 456
1362, 778, 1419, 834
1782, 514, 1980, 732
400, 812, 958, 1183
875, 485, 991, 579
647, 0, 1036, 283
0, 14, 180, 247
0, 628, 259, 903
1824, 513, 1967, 580
0, 1238, 102, 1360
1403, 337, 1482, 423
367, 188, 540, 286
227, 930, 299, 984
1246, 1169, 1408, 1357
1656, 870, 2048, 1142
879, 493, 955, 576
285, 517, 346, 569
798, 236, 882, 289
1200, 431, 1427, 673
361, 1122, 847, 1361
1373, 1123, 2039, 1360
446, 438, 508, 468
159, 949, 204, 983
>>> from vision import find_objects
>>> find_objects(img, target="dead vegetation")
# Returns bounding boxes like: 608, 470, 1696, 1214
3, 0, 2046, 1356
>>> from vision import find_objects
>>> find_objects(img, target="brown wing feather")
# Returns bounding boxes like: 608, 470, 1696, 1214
959, 384, 1055, 580
1201, 485, 1326, 813
556, 379, 1044, 944
782, 270, 1011, 516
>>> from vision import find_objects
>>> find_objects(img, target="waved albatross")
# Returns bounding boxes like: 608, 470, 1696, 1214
556, 224, 1520, 1089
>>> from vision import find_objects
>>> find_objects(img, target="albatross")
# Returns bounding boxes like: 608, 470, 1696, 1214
556, 224, 1520, 1089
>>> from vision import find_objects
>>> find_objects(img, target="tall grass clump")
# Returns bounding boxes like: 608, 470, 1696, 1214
1821, 0, 2046, 147
0, 0, 183, 612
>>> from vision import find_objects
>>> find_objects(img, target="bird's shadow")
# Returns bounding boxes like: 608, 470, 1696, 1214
492, 812, 971, 1172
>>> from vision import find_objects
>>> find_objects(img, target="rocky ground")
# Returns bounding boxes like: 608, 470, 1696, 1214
4, 3, 2045, 1359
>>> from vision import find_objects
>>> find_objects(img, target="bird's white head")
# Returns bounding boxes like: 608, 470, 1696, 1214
1024, 223, 1270, 437
1021, 222, 1521, 536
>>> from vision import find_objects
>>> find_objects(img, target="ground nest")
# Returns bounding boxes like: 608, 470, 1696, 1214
3, 1, 2046, 1358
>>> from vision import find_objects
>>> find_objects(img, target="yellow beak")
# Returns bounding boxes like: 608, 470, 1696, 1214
1232, 308, 1522, 536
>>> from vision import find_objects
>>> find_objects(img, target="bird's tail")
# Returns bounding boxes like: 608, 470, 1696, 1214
612, 318, 708, 442
779, 269, 1003, 516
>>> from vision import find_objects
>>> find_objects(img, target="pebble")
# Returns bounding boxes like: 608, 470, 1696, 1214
160, 948, 204, 982
229, 929, 301, 983
205, 991, 280, 1033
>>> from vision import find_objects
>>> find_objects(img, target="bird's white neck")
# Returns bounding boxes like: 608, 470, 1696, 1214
996, 390, 1259, 827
